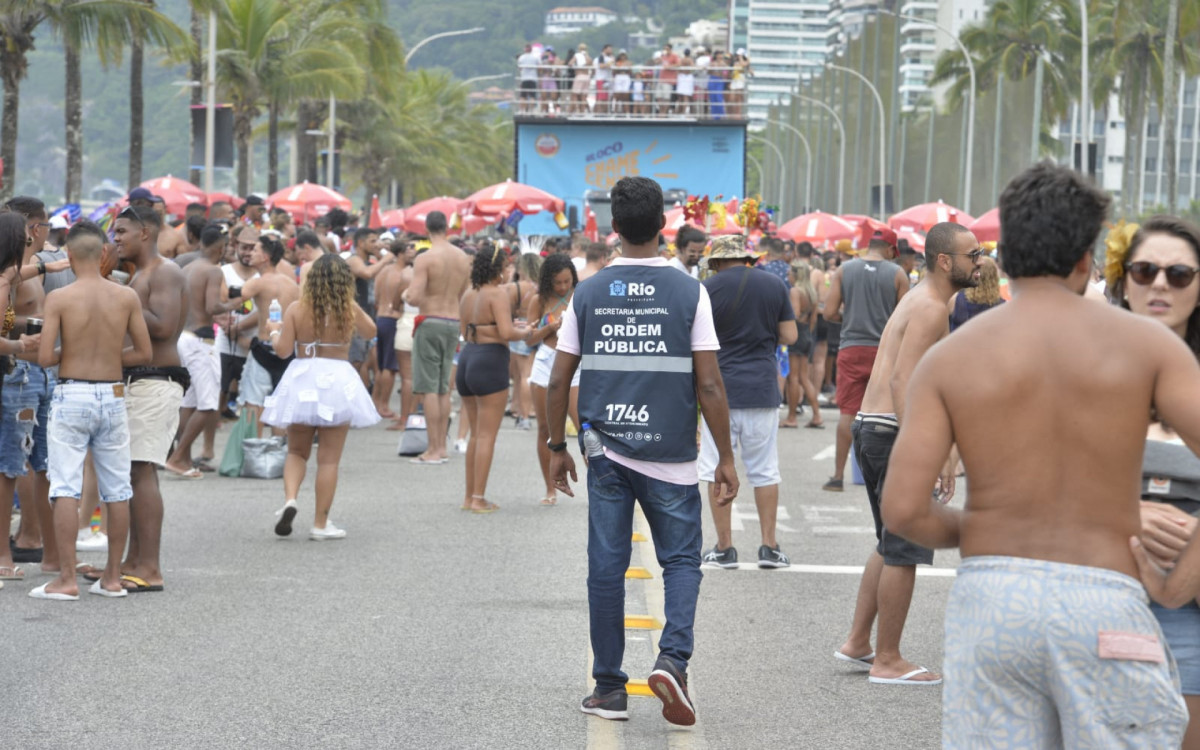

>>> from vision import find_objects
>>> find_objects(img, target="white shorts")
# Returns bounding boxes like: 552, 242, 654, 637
178, 330, 221, 411
698, 408, 780, 487
126, 378, 183, 466
237, 354, 274, 408
528, 344, 580, 389
394, 315, 415, 353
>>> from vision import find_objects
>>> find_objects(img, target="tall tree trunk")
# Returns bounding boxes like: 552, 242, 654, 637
1, 55, 23, 201
1133, 66, 1149, 214
268, 98, 279, 194
64, 42, 83, 203
189, 7, 203, 187
236, 114, 251, 196
1162, 0, 1180, 211
129, 36, 144, 189
1122, 79, 1138, 217
295, 100, 317, 183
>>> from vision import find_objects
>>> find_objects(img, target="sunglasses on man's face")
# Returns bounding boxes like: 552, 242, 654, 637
1126, 261, 1200, 289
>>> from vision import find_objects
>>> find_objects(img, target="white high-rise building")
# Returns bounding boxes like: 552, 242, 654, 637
737, 0, 834, 127
898, 0, 989, 111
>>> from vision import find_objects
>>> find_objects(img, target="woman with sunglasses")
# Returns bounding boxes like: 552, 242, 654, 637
457, 246, 528, 513
1108, 215, 1200, 750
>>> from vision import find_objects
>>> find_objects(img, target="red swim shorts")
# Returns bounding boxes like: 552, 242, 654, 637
836, 345, 878, 416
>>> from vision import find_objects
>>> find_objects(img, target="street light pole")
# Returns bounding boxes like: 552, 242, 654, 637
792, 94, 845, 215
882, 11, 975, 213
749, 135, 787, 211
405, 27, 486, 66
327, 93, 336, 189
1079, 0, 1089, 176
827, 63, 886, 219
747, 153, 764, 198
204, 10, 216, 194
766, 119, 812, 212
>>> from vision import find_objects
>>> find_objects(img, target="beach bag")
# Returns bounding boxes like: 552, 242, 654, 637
219, 409, 258, 477
241, 436, 286, 479
396, 413, 429, 457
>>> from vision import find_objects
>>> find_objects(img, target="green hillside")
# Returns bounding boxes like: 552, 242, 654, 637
7, 0, 725, 203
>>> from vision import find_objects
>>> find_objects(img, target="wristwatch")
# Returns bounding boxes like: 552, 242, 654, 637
547, 440, 568, 453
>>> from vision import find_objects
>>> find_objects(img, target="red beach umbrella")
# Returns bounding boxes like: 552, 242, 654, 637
776, 211, 858, 245
888, 200, 974, 233
139, 175, 206, 216
465, 179, 565, 216
969, 208, 1000, 243
267, 182, 352, 224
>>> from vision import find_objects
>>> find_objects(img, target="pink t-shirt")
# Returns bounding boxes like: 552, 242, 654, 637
558, 256, 719, 485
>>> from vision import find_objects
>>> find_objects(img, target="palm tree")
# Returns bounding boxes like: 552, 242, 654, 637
0, 0, 184, 201
929, 0, 1079, 157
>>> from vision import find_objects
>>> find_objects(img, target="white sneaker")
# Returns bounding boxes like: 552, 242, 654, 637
310, 522, 346, 541
453, 439, 468, 454
76, 531, 108, 552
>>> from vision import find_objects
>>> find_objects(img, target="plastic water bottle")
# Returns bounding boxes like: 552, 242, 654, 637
581, 422, 604, 458
268, 298, 282, 324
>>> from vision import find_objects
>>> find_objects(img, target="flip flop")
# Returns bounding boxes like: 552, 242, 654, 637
10, 538, 43, 563
164, 466, 203, 479
89, 580, 128, 598
805, 422, 826, 429
868, 667, 943, 686
119, 575, 164, 593
29, 583, 78, 601
0, 565, 24, 580
192, 458, 217, 473
833, 650, 875, 670
410, 456, 448, 465
779, 422, 799, 429
540, 496, 558, 506
471, 501, 500, 514
77, 564, 104, 582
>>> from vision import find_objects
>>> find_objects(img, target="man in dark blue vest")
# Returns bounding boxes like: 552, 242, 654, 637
547, 176, 738, 727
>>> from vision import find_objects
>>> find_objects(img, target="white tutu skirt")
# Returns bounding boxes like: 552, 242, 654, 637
261, 357, 380, 429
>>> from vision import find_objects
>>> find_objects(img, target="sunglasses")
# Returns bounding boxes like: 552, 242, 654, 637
946, 248, 985, 262
1126, 261, 1200, 289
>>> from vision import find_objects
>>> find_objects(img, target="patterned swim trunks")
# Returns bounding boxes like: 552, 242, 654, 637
943, 556, 1187, 749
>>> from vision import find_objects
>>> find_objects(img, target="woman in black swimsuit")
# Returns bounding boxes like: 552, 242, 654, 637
457, 246, 528, 513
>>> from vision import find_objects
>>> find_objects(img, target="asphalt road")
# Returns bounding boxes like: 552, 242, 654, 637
2, 402, 956, 749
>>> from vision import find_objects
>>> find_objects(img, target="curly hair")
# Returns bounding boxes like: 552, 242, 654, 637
537, 252, 578, 299
514, 252, 543, 284
303, 253, 356, 342
1112, 215, 1200, 360
965, 257, 1002, 305
471, 243, 507, 289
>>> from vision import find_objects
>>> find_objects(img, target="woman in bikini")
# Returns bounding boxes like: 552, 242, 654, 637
525, 253, 581, 506
781, 260, 824, 429
506, 252, 541, 430
264, 254, 379, 541
457, 246, 528, 513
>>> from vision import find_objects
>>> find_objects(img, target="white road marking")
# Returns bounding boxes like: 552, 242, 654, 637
811, 526, 878, 535
812, 445, 836, 461
720, 563, 957, 577
730, 504, 796, 533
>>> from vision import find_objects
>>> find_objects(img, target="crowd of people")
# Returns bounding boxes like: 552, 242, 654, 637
8, 165, 1200, 745
516, 41, 751, 119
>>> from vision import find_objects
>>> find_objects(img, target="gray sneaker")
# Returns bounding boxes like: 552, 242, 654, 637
757, 545, 791, 569
702, 545, 738, 569
580, 688, 628, 721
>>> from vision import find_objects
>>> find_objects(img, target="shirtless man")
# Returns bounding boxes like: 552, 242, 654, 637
208, 200, 233, 223
164, 223, 227, 477
295, 229, 325, 287
146, 195, 188, 260
834, 222, 981, 686
386, 241, 417, 428
33, 221, 152, 600
345, 227, 395, 383
577, 241, 611, 282
372, 252, 403, 418
405, 211, 470, 463
231, 234, 299, 432
883, 163, 1195, 747
241, 195, 266, 229
113, 204, 188, 593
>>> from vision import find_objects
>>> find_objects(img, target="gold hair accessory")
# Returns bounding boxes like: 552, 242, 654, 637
1104, 220, 1140, 289
2, 304, 14, 338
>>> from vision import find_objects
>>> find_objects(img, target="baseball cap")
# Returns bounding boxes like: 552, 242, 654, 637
871, 226, 898, 248
380, 231, 396, 242
49, 215, 69, 230
243, 194, 265, 206
127, 187, 154, 202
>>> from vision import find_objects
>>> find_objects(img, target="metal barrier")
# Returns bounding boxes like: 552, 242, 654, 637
512, 64, 750, 121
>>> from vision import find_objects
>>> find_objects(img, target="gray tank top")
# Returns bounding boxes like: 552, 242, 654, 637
839, 258, 900, 349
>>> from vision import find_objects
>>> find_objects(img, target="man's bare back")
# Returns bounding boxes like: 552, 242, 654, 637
885, 281, 1200, 578
158, 225, 187, 259
182, 257, 223, 331
858, 283, 949, 420
375, 265, 402, 319
45, 278, 150, 381
409, 239, 469, 318
241, 270, 299, 340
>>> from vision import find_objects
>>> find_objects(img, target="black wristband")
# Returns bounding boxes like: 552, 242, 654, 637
547, 440, 568, 453
36, 258, 46, 275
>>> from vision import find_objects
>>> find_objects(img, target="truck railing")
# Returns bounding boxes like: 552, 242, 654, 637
511, 64, 751, 121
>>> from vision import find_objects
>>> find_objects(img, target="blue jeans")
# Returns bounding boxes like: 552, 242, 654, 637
0, 360, 53, 477
586, 454, 703, 693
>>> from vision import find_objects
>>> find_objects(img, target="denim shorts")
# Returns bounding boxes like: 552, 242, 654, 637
48, 382, 133, 504
0, 360, 53, 477
852, 414, 934, 566
1152, 601, 1200, 695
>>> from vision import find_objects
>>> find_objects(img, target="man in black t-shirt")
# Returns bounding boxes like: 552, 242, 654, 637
699, 235, 798, 568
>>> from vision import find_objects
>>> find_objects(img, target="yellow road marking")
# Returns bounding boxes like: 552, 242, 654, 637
625, 614, 663, 630
632, 532, 648, 542
625, 567, 653, 579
